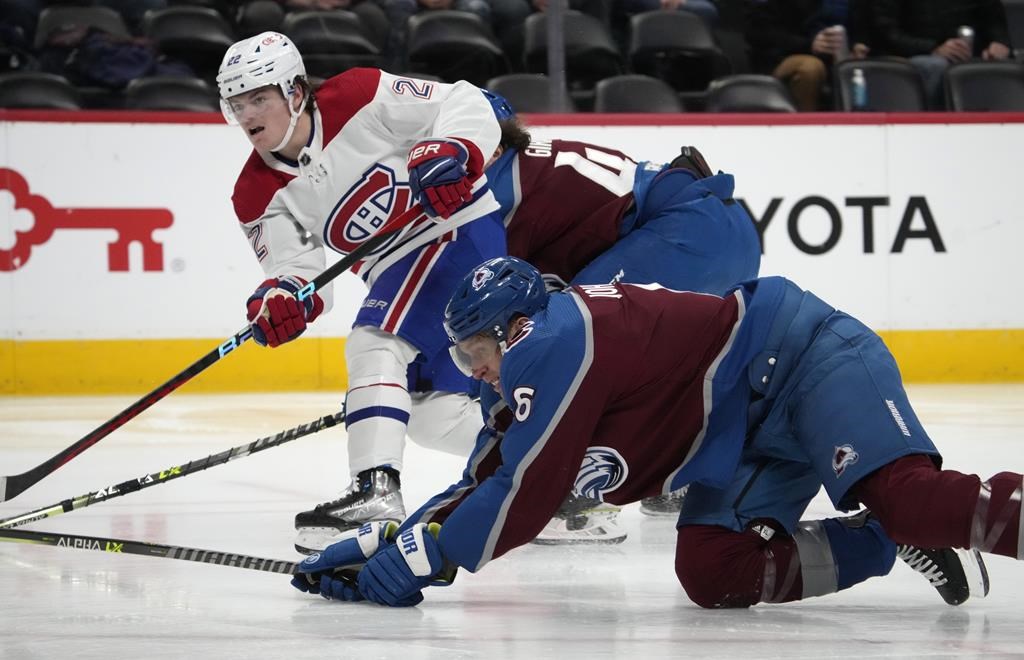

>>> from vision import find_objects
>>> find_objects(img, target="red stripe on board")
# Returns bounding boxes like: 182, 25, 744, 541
0, 109, 226, 124
520, 111, 1024, 126
4, 109, 1024, 126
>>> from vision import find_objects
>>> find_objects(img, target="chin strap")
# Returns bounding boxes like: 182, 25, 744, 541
271, 88, 309, 154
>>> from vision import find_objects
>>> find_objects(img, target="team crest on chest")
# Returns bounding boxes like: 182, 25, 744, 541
573, 446, 628, 501
324, 164, 413, 254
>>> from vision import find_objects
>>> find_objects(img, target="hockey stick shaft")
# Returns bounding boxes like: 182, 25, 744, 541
0, 204, 424, 503
0, 528, 299, 574
0, 411, 344, 530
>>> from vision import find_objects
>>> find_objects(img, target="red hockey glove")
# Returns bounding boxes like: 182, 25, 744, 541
245, 276, 320, 348
407, 139, 474, 219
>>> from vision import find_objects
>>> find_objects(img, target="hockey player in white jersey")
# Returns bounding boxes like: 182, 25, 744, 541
217, 32, 507, 553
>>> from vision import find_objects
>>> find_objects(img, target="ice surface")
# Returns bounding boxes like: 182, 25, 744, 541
1, 386, 1022, 659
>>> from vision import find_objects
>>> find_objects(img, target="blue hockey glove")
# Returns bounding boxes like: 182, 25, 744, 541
245, 276, 320, 348
291, 521, 398, 602
357, 522, 455, 607
407, 139, 474, 219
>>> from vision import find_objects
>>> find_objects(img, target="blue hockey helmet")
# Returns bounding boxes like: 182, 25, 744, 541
481, 89, 515, 121
445, 256, 547, 346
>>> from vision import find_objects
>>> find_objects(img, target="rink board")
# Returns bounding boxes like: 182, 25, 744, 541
1, 110, 1023, 392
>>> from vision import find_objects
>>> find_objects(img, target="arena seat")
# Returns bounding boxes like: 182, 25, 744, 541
124, 76, 220, 112
282, 10, 381, 77
142, 6, 236, 80
33, 5, 130, 49
0, 72, 81, 109
834, 58, 928, 112
523, 11, 622, 90
628, 10, 725, 92
406, 11, 507, 87
945, 61, 1024, 111
484, 73, 576, 112
593, 74, 684, 112
705, 74, 796, 112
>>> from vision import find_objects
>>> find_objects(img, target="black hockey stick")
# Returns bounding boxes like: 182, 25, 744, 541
0, 528, 299, 574
0, 411, 344, 530
0, 204, 425, 503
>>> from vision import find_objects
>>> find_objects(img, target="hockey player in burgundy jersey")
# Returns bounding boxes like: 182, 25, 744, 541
481, 104, 761, 540
293, 256, 1023, 609
486, 100, 761, 297
217, 32, 507, 553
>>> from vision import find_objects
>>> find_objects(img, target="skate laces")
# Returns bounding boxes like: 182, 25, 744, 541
897, 545, 948, 587
313, 481, 363, 511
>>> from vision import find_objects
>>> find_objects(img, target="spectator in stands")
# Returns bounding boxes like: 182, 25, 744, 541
746, 0, 871, 111
871, 0, 1012, 110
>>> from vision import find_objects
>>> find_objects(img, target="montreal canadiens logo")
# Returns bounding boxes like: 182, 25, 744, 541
471, 267, 494, 291
832, 444, 860, 478
573, 446, 628, 501
324, 164, 413, 254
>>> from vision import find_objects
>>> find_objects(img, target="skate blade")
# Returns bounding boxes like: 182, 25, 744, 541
639, 507, 680, 517
956, 548, 991, 599
293, 527, 361, 555
530, 533, 628, 546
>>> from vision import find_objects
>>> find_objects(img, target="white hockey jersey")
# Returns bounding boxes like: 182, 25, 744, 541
230, 68, 502, 318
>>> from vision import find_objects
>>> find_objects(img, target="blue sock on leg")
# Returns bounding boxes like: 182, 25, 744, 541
821, 513, 897, 591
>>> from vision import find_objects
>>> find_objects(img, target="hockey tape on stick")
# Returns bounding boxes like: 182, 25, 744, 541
0, 412, 344, 530
0, 528, 299, 574
0, 204, 424, 503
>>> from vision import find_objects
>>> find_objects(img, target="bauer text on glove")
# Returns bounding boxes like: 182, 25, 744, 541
407, 139, 476, 219
291, 521, 415, 603
357, 522, 456, 607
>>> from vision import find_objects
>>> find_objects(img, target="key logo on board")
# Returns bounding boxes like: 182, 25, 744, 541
0, 168, 174, 272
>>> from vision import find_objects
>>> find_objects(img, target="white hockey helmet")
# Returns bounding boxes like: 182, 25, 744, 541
216, 31, 306, 125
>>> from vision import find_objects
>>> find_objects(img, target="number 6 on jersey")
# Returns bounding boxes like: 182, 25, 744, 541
512, 386, 535, 421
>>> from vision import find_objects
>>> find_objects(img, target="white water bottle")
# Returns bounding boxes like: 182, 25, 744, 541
851, 67, 868, 111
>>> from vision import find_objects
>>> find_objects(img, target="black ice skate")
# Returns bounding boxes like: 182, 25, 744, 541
639, 487, 689, 517
897, 545, 990, 606
293, 467, 406, 555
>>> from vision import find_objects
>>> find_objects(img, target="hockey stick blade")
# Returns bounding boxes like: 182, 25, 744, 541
0, 528, 299, 574
0, 412, 344, 530
0, 204, 424, 503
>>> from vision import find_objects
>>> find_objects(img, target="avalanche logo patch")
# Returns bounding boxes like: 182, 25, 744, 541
324, 164, 413, 255
832, 444, 860, 478
471, 266, 494, 291
573, 446, 628, 501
